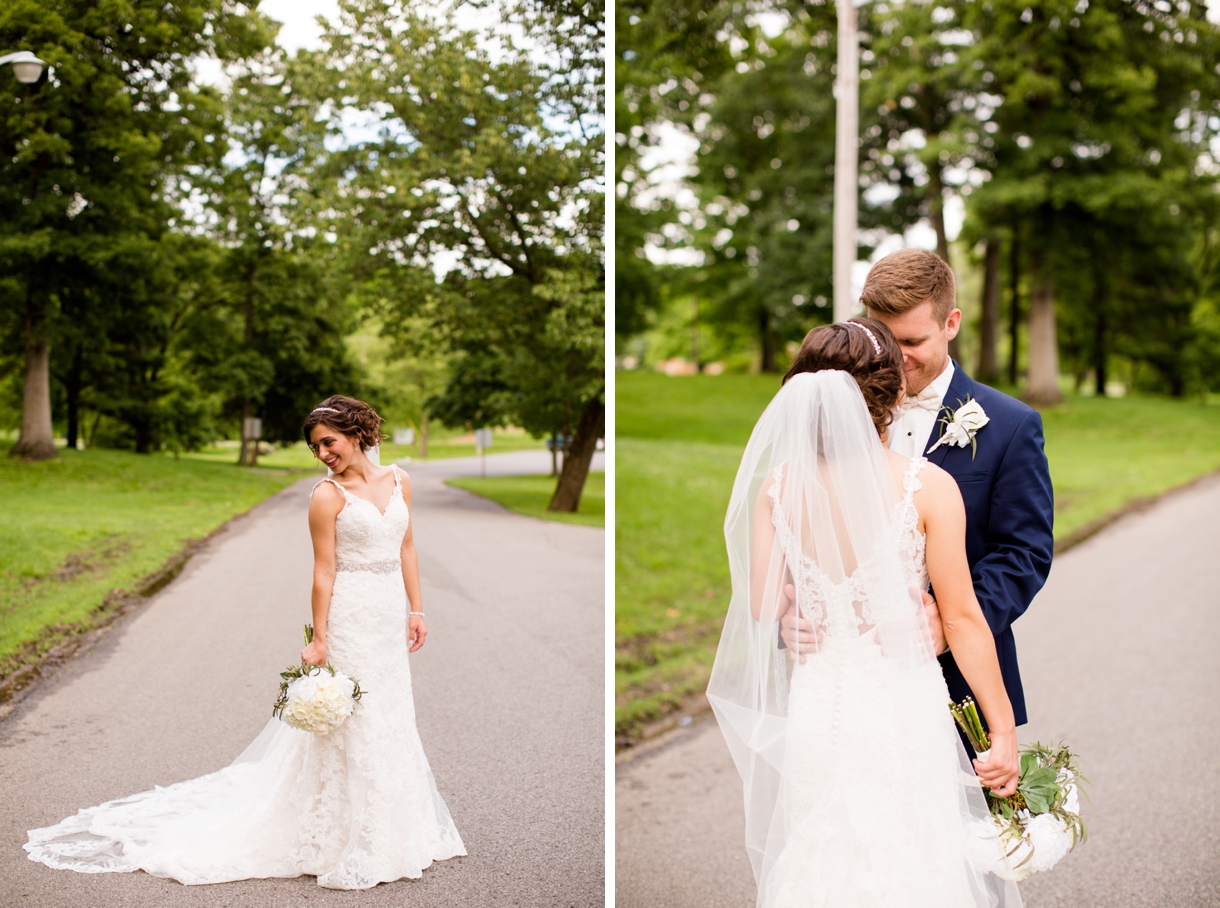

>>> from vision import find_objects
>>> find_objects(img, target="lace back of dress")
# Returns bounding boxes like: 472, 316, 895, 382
768, 458, 927, 642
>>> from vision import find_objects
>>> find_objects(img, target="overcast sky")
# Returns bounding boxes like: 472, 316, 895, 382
260, 0, 340, 54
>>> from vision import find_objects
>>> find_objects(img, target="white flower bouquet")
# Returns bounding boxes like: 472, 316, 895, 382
272, 625, 365, 735
950, 697, 1088, 881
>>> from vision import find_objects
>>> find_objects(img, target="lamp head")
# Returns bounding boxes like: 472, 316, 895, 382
6, 52, 47, 84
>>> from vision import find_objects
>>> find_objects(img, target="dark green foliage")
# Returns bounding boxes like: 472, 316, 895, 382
307, 0, 604, 467
617, 0, 1220, 394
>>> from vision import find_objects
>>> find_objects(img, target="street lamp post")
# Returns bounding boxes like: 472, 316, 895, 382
832, 0, 859, 324
0, 51, 47, 84
3, 48, 54, 461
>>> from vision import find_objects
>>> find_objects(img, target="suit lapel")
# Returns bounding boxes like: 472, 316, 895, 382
924, 362, 975, 467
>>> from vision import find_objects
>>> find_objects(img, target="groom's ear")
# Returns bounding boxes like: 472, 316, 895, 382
945, 308, 963, 341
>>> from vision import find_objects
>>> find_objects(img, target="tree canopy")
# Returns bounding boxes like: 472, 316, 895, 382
1, 0, 604, 509
617, 0, 1220, 401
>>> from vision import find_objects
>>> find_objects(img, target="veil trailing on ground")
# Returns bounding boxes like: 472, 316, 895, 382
707, 370, 1020, 908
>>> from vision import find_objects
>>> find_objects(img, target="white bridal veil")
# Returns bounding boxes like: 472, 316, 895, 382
707, 370, 1021, 908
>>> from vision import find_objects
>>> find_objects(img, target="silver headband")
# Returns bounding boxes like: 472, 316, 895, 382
312, 406, 340, 415
848, 321, 882, 356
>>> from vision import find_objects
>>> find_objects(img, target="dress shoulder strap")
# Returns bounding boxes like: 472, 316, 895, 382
902, 456, 928, 500
310, 476, 348, 501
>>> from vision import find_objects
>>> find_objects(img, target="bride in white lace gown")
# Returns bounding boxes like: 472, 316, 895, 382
25, 396, 465, 889
708, 321, 1022, 907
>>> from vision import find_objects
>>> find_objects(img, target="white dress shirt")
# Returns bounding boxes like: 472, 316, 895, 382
888, 360, 955, 459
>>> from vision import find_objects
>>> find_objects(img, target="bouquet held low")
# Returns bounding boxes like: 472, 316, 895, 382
950, 697, 1088, 881
272, 625, 365, 736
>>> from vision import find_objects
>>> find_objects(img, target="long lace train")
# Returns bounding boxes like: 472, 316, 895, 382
25, 467, 465, 889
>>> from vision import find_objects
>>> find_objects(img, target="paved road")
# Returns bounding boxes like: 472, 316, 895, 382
616, 472, 1220, 908
0, 451, 604, 907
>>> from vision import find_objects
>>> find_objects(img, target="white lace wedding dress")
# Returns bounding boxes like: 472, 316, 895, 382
764, 456, 1009, 908
25, 466, 466, 889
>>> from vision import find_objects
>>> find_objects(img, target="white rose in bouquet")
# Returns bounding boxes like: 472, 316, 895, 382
1025, 813, 1073, 873
280, 669, 358, 735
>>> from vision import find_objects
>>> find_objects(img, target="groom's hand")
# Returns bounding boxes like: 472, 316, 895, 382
922, 592, 949, 656
780, 584, 822, 664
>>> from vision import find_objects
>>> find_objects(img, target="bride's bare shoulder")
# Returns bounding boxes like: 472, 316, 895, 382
912, 460, 964, 515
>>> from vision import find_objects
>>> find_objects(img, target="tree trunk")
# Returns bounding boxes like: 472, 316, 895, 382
550, 432, 559, 477
66, 344, 82, 450
976, 236, 1001, 384
11, 331, 57, 461
690, 296, 701, 370
548, 389, 604, 513
1093, 303, 1107, 397
1024, 250, 1062, 405
240, 259, 258, 466
134, 421, 153, 455
239, 399, 250, 465
758, 306, 777, 373
1008, 230, 1021, 386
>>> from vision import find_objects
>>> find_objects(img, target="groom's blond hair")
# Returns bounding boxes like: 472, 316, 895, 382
860, 248, 956, 325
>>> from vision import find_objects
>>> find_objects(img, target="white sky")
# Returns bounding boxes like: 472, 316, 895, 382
259, 0, 341, 53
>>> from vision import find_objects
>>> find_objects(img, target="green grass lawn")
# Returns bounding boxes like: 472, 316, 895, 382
0, 447, 300, 679
615, 370, 1220, 744
171, 429, 546, 470
447, 472, 605, 527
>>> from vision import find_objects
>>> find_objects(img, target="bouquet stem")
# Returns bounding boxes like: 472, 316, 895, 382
948, 696, 991, 756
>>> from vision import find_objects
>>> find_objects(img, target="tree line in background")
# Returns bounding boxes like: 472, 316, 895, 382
0, 0, 604, 509
617, 0, 1220, 403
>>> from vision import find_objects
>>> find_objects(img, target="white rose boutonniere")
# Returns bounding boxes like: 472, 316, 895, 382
928, 397, 989, 459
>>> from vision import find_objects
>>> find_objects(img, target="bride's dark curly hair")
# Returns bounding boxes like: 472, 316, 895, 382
782, 317, 904, 438
302, 395, 387, 453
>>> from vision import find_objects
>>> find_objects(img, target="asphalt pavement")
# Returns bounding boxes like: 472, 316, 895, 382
0, 450, 605, 907
615, 471, 1220, 908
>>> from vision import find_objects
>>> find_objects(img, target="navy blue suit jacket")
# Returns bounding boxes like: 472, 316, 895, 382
925, 365, 1054, 728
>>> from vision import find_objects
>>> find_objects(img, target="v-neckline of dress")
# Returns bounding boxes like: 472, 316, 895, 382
338, 468, 401, 518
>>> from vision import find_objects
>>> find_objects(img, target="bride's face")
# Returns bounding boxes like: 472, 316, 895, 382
309, 423, 362, 472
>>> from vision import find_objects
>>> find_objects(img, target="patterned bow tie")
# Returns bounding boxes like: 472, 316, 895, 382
898, 386, 943, 415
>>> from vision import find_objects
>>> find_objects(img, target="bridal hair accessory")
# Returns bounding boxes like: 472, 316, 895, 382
928, 396, 989, 459
312, 406, 341, 414
847, 320, 883, 356
951, 697, 1088, 881
273, 624, 365, 735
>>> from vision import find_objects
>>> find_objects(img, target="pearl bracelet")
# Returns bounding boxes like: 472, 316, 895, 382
410, 612, 425, 618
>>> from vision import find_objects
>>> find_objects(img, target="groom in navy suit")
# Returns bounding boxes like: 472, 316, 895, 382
781, 248, 1054, 735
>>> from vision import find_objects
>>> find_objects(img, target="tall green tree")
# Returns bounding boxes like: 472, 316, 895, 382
308, 0, 604, 510
615, 0, 734, 341
188, 46, 357, 464
0, 0, 270, 459
964, 0, 1220, 402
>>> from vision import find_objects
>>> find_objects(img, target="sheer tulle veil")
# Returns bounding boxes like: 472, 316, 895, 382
706, 370, 1021, 907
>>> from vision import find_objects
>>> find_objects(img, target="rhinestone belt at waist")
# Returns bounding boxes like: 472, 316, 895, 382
336, 558, 400, 574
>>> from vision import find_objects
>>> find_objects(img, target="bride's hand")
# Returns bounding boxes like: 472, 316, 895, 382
301, 639, 327, 667
974, 728, 1020, 797
408, 615, 427, 653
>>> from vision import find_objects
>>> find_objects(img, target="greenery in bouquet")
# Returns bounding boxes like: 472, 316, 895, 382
272, 625, 365, 731
950, 698, 1089, 878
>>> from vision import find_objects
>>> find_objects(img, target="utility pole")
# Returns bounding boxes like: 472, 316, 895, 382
832, 0, 859, 324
